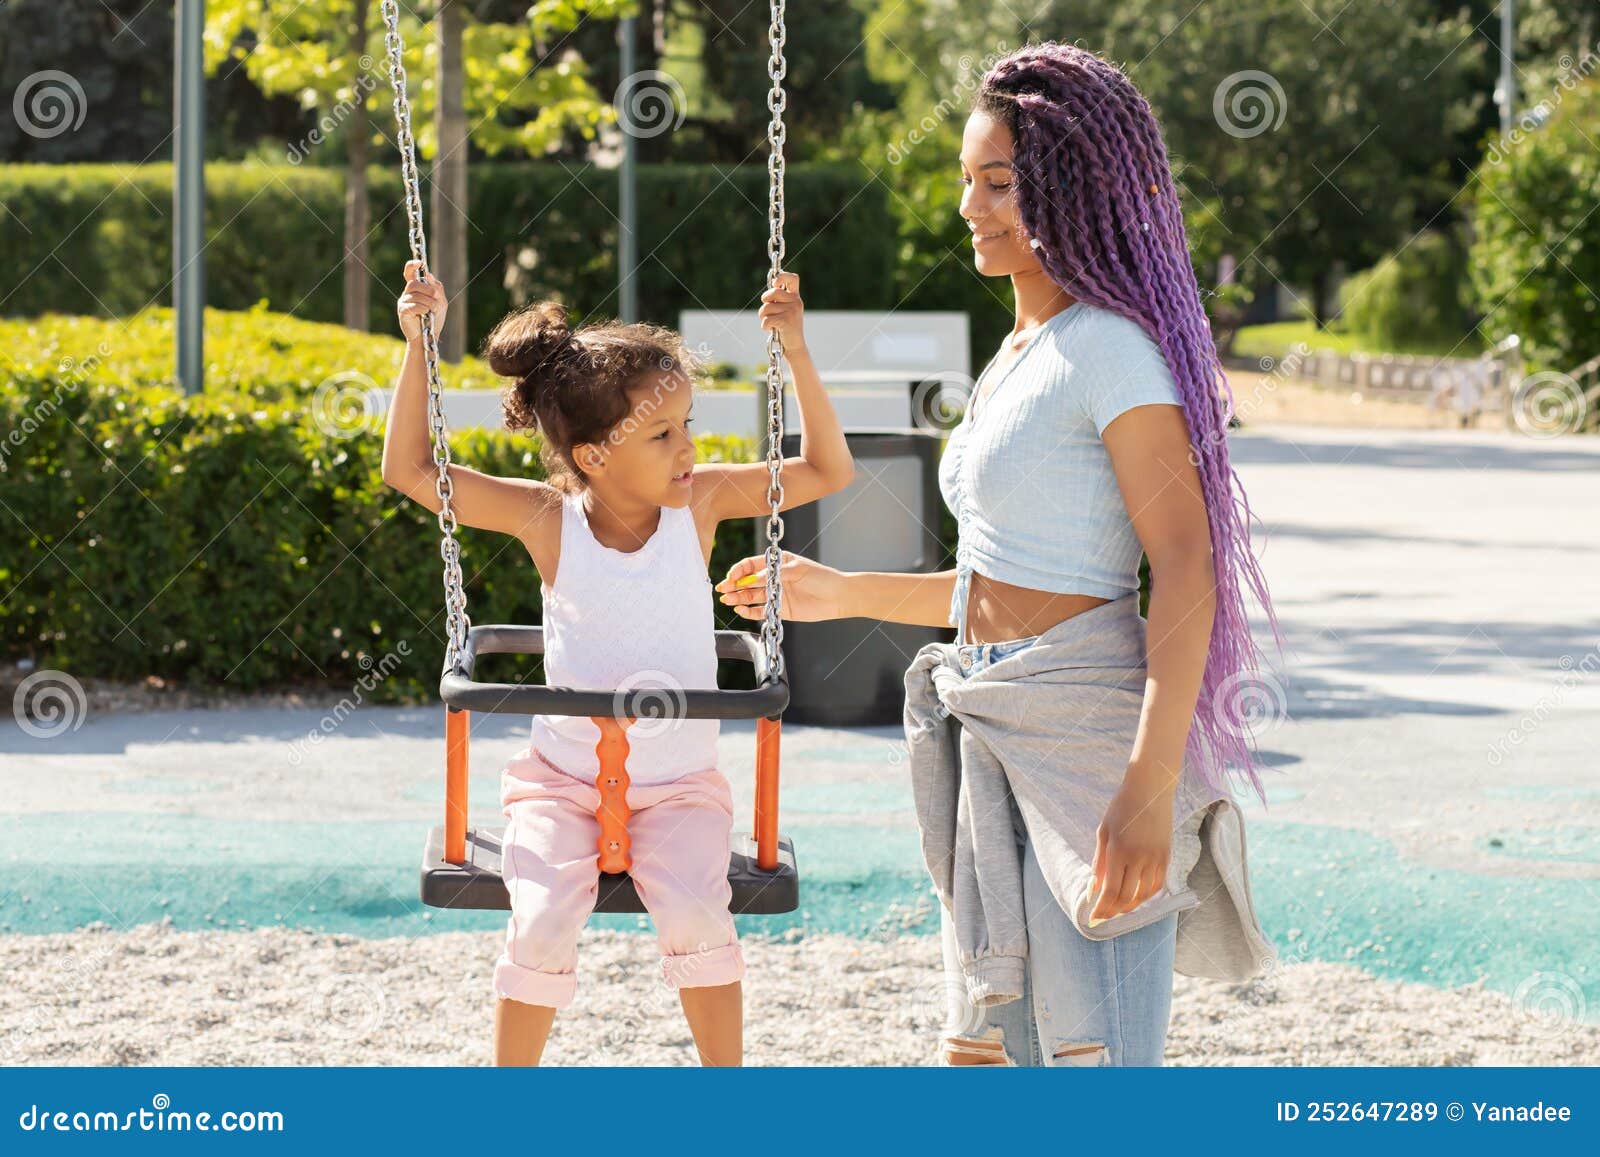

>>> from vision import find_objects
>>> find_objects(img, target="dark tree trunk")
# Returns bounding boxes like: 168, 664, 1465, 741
343, 0, 371, 332
432, 0, 468, 362
1310, 269, 1332, 329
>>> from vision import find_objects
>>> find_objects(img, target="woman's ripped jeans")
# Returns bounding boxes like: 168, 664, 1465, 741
937, 633, 1179, 1067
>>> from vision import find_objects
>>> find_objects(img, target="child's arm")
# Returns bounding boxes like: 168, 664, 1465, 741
382, 261, 560, 554
693, 271, 855, 525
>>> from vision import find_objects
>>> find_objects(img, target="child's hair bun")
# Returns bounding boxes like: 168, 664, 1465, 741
482, 300, 584, 385
485, 299, 697, 490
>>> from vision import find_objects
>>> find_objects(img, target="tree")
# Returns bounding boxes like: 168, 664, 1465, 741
208, 1, 387, 332
345, 1, 373, 333
206, 0, 614, 347
1096, 0, 1486, 325
666, 0, 886, 162
850, 0, 1491, 328
434, 0, 466, 358
0, 0, 304, 163
1469, 77, 1600, 372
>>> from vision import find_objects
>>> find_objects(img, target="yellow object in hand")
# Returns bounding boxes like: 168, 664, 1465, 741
735, 573, 764, 589
1086, 882, 1105, 927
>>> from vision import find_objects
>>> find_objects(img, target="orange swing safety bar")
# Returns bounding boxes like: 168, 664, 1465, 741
594, 715, 782, 875
441, 706, 783, 875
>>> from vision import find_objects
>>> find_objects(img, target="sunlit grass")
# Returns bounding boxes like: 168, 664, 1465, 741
1233, 319, 1488, 362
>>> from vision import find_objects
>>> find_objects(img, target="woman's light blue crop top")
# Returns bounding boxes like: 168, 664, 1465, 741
938, 301, 1186, 643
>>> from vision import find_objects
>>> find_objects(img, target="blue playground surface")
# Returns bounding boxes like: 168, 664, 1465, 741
5, 427, 1600, 1024
4, 715, 1599, 1024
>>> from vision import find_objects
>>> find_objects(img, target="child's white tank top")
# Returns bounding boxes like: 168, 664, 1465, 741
527, 490, 721, 786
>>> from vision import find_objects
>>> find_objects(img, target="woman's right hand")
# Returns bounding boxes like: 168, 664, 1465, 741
396, 259, 447, 343
716, 550, 845, 622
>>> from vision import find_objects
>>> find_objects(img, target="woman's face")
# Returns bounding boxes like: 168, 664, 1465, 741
959, 109, 1042, 278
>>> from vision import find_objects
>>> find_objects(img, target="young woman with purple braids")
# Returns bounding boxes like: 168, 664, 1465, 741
718, 42, 1284, 1066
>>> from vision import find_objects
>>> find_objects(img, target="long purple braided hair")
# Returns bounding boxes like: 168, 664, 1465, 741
977, 43, 1286, 806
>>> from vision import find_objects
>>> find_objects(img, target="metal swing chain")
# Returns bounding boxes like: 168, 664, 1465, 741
761, 0, 788, 684
380, 0, 472, 675
378, 0, 782, 682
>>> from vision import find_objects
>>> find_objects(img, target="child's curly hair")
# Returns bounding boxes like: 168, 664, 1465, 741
482, 301, 701, 491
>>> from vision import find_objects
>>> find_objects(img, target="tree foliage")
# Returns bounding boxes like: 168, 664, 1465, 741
1469, 77, 1600, 371
851, 0, 1492, 330
204, 0, 613, 159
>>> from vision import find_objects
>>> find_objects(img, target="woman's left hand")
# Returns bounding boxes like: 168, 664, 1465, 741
1088, 776, 1175, 924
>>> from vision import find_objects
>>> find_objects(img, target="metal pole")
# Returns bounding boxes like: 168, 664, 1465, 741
1499, 0, 1517, 137
618, 15, 638, 323
174, 0, 205, 394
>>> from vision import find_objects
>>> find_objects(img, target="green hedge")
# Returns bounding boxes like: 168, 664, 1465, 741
0, 165, 375, 326
0, 162, 898, 351
0, 307, 502, 398
0, 355, 762, 702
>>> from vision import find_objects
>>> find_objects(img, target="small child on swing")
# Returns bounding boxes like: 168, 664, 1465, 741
383, 261, 853, 1066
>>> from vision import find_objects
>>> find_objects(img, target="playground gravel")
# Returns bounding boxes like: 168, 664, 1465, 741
3, 921, 1595, 1067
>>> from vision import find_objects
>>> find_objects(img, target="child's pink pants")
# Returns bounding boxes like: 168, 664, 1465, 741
492, 746, 744, 1010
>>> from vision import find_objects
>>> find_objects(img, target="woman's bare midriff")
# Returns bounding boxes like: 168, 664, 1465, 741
964, 572, 1111, 645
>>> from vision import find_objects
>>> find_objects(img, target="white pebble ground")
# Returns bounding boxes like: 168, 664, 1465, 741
3, 922, 1595, 1067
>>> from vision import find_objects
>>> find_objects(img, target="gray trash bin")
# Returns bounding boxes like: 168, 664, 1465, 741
775, 430, 952, 726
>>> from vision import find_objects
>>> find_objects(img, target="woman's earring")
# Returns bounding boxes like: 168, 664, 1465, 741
1028, 237, 1043, 251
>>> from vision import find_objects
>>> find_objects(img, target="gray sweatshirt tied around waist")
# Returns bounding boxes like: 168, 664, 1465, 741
903, 592, 1278, 1007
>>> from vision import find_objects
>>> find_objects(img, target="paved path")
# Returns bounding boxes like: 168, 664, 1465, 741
4, 423, 1598, 1021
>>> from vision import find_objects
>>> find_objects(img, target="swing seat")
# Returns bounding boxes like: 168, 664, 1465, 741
419, 825, 799, 914
419, 624, 797, 915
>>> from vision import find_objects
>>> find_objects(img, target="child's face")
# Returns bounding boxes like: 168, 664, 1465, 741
575, 368, 698, 507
